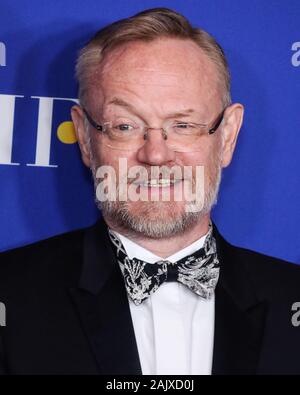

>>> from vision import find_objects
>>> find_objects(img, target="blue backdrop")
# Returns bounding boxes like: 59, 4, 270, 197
0, 0, 299, 264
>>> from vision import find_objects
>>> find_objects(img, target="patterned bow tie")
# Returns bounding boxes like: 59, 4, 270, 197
108, 223, 220, 305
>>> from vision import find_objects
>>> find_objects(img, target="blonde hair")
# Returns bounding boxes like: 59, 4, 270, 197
76, 7, 231, 107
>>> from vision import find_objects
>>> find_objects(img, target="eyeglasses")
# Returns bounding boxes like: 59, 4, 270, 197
82, 107, 226, 152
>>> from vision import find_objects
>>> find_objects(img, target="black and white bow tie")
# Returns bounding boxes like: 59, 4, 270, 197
108, 224, 220, 306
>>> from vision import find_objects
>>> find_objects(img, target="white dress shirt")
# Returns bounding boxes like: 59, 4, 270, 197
111, 230, 215, 375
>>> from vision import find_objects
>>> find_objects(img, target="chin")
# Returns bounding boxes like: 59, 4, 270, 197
100, 199, 202, 239
131, 199, 185, 216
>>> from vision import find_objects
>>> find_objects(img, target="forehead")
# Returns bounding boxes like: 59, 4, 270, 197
89, 38, 221, 111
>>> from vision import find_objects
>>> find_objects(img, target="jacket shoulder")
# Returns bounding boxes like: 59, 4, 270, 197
0, 227, 87, 295
223, 239, 300, 301
0, 227, 85, 262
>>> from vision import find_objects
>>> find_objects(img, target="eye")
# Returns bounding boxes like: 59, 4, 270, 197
174, 122, 196, 129
115, 124, 134, 131
173, 122, 198, 133
110, 121, 139, 133
110, 118, 139, 133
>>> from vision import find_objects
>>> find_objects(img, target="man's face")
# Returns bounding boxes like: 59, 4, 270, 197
73, 38, 243, 237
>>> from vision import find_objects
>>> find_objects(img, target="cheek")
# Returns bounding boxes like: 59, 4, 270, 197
89, 143, 103, 168
178, 140, 222, 179
89, 141, 137, 171
178, 147, 211, 167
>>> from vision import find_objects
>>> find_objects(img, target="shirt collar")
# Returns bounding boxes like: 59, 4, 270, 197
109, 229, 209, 264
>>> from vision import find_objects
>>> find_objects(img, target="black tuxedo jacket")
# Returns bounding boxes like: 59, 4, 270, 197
0, 219, 300, 375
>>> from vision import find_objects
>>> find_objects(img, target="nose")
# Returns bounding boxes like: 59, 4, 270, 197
136, 127, 176, 165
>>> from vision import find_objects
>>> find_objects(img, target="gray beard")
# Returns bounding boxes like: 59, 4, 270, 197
91, 163, 222, 239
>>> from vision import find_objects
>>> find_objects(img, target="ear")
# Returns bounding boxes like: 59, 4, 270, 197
220, 103, 244, 168
71, 105, 91, 168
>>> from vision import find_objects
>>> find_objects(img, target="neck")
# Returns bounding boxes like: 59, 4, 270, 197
104, 214, 211, 258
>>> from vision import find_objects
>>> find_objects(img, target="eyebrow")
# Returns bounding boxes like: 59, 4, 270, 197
106, 97, 196, 118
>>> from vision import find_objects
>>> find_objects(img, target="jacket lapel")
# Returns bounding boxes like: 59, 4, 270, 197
212, 283, 267, 375
69, 219, 142, 375
69, 219, 268, 375
212, 225, 267, 375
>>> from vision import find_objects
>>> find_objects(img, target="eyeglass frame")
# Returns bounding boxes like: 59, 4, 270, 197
82, 106, 226, 142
